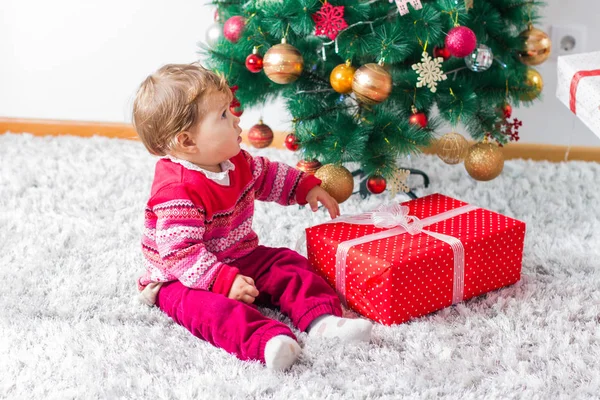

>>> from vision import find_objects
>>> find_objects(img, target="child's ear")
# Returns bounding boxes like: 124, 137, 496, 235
174, 131, 198, 153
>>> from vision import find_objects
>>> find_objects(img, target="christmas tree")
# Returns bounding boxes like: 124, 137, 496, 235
202, 0, 549, 199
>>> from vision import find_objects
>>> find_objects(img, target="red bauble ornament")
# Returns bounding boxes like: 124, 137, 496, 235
433, 46, 451, 61
245, 47, 264, 73
223, 16, 245, 43
445, 26, 477, 58
409, 108, 428, 128
284, 133, 300, 151
366, 175, 387, 194
296, 159, 322, 175
247, 120, 274, 148
502, 103, 512, 119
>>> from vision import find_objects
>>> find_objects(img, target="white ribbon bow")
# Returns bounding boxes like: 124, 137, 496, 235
367, 204, 424, 234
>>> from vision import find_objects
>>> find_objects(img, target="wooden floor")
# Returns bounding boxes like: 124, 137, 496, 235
2, 117, 599, 163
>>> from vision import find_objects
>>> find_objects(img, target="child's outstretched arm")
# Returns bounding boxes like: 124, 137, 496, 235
243, 150, 321, 207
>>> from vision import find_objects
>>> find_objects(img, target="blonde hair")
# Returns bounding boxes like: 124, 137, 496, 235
132, 63, 232, 156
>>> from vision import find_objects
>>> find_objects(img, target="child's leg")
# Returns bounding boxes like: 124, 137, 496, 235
234, 246, 372, 341
233, 246, 342, 332
156, 280, 298, 366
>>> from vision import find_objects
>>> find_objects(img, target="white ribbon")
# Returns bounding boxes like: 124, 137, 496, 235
326, 203, 478, 307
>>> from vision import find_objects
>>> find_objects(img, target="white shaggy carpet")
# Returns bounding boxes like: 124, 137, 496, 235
1, 132, 600, 399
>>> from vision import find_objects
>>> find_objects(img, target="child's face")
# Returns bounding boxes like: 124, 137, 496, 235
188, 92, 242, 168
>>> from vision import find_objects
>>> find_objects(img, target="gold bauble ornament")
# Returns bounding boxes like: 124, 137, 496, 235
464, 143, 504, 181
519, 68, 544, 101
314, 164, 354, 203
330, 61, 356, 94
351, 62, 392, 105
263, 38, 304, 84
436, 132, 469, 164
519, 27, 552, 66
247, 120, 273, 148
296, 159, 322, 175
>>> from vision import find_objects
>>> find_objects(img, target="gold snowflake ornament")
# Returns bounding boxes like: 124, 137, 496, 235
388, 168, 411, 199
412, 52, 447, 93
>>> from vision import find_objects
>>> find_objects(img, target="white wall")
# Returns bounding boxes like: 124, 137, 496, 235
1, 0, 599, 146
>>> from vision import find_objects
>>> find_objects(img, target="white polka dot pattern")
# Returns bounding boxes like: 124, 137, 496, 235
306, 193, 526, 326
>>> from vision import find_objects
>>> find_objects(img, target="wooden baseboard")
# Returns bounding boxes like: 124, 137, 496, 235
2, 117, 599, 163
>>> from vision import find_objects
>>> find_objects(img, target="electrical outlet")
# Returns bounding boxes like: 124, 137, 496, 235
550, 25, 587, 59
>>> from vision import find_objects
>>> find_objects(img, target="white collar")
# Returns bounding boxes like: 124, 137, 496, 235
165, 155, 235, 186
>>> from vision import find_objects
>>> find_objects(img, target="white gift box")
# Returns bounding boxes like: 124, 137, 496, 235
556, 51, 600, 138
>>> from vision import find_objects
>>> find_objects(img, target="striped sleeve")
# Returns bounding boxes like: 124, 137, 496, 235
245, 151, 321, 206
150, 186, 238, 292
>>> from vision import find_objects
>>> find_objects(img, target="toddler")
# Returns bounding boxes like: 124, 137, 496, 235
132, 63, 372, 370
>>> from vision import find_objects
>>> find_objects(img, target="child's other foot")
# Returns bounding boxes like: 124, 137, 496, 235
307, 314, 372, 342
264, 335, 301, 371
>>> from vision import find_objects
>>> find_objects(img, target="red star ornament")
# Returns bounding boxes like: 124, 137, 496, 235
313, 2, 348, 40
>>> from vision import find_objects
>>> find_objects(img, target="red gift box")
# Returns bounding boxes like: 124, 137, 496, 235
306, 193, 526, 325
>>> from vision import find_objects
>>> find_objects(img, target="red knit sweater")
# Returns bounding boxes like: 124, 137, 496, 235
137, 150, 321, 303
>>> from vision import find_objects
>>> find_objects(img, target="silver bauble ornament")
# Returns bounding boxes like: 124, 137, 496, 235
464, 44, 494, 72
205, 23, 223, 48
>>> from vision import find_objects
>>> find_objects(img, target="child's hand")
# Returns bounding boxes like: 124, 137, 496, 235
306, 186, 340, 219
228, 274, 259, 304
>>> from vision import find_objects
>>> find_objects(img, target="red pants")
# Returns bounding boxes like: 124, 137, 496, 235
156, 246, 342, 363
